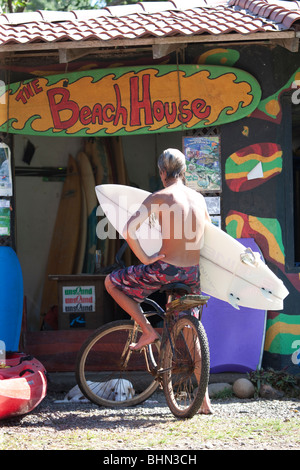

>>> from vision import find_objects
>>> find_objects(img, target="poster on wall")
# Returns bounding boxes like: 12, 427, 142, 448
62, 285, 96, 313
183, 136, 221, 192
0, 143, 12, 197
210, 215, 221, 228
0, 199, 10, 236
205, 196, 221, 228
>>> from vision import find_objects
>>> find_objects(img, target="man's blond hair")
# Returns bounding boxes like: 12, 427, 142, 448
158, 148, 186, 180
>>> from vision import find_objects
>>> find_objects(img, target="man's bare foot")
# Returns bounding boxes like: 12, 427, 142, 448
129, 332, 159, 351
198, 390, 213, 415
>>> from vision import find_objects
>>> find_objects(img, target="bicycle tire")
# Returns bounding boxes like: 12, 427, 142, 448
162, 315, 210, 419
75, 320, 160, 407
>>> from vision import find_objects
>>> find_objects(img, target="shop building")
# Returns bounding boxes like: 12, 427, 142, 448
0, 0, 299, 374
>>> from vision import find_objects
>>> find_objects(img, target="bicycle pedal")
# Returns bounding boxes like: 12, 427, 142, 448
130, 346, 145, 353
154, 375, 164, 389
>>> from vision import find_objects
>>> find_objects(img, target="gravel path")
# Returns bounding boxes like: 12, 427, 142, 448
1, 390, 299, 451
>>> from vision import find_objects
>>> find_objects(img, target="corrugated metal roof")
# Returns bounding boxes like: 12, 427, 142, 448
0, 0, 299, 46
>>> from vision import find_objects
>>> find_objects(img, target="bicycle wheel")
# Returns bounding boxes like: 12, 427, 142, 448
162, 315, 210, 419
75, 320, 160, 407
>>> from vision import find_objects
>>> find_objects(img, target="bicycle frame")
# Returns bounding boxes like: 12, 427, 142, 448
76, 239, 210, 418
141, 298, 167, 377
140, 297, 189, 381
75, 287, 210, 418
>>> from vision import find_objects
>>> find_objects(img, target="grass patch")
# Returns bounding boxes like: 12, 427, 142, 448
1, 403, 299, 450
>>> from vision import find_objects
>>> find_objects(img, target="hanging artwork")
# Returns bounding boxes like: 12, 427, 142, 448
0, 199, 10, 236
205, 196, 221, 228
0, 143, 12, 197
183, 136, 221, 192
0, 65, 261, 137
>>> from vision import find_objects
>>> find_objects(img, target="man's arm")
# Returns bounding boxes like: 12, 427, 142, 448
122, 194, 165, 265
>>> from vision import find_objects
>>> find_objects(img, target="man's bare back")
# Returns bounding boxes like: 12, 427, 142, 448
151, 181, 210, 267
122, 178, 210, 267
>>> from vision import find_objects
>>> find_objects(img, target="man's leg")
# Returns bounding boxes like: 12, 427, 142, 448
105, 275, 159, 350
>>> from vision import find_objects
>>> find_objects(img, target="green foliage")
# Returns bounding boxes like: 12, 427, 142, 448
0, 0, 146, 13
248, 367, 299, 397
212, 387, 234, 400
49, 0, 101, 11
0, 0, 27, 13
0, 0, 99, 12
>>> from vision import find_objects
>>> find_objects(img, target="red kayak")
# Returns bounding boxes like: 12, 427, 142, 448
0, 352, 47, 420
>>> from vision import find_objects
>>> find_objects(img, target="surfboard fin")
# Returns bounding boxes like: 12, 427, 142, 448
240, 248, 260, 267
228, 293, 240, 310
260, 287, 273, 301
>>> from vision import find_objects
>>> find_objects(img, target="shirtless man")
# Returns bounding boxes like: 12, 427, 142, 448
105, 148, 212, 413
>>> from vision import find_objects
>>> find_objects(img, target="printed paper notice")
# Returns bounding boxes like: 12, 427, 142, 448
0, 144, 12, 197
62, 286, 96, 313
0, 199, 10, 235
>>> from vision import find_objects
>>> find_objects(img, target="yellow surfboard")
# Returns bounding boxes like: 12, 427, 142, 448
0, 65, 261, 137
40, 155, 81, 322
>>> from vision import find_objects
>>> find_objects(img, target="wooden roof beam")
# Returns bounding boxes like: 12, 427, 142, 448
0, 30, 297, 54
270, 37, 299, 52
58, 47, 100, 63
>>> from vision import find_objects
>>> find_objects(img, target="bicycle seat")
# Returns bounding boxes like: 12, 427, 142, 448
160, 283, 191, 294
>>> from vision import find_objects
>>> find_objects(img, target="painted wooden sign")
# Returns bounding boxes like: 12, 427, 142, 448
0, 65, 261, 137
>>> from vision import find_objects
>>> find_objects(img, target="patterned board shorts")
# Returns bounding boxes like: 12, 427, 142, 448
109, 260, 201, 318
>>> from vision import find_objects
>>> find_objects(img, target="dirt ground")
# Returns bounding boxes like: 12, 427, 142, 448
1, 386, 299, 451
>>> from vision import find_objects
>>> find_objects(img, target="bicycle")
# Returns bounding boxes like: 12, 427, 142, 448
76, 246, 210, 419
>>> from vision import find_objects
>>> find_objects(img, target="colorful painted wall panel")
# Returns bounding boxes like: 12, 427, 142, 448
196, 48, 240, 67
211, 44, 300, 373
225, 211, 300, 293
225, 143, 283, 192
251, 68, 300, 123
225, 211, 300, 291
264, 313, 300, 355
263, 312, 300, 373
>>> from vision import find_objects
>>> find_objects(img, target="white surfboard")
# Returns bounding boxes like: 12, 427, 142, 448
95, 184, 289, 311
96, 185, 162, 256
